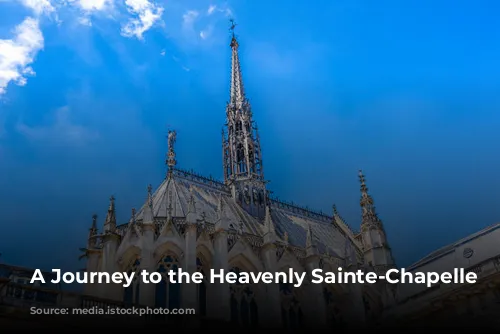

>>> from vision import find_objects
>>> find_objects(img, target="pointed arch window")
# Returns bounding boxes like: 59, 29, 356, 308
236, 144, 246, 174
229, 267, 258, 327
279, 279, 303, 329
155, 255, 181, 309
248, 148, 255, 173
236, 121, 242, 132
123, 257, 141, 306
324, 286, 344, 329
196, 257, 207, 317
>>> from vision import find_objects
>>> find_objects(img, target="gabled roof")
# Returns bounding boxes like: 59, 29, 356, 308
407, 222, 500, 270
126, 168, 359, 259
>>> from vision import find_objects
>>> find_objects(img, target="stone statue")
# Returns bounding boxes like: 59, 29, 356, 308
168, 130, 177, 152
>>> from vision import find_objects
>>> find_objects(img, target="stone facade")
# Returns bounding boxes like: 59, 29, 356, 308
80, 27, 395, 329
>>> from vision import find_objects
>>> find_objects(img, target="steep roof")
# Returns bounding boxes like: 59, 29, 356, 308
125, 168, 361, 259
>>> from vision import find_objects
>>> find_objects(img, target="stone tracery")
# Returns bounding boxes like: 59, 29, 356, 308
155, 254, 181, 309
279, 278, 303, 328
229, 267, 258, 327
123, 256, 141, 305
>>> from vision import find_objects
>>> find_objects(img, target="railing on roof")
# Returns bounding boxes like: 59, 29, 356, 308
333, 212, 359, 235
173, 168, 229, 192
269, 197, 332, 223
269, 197, 359, 235
172, 167, 354, 228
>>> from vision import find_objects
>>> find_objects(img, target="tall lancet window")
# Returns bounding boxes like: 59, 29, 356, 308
123, 257, 141, 305
196, 257, 207, 317
236, 144, 246, 174
155, 255, 181, 308
323, 286, 343, 329
279, 279, 303, 329
229, 267, 258, 327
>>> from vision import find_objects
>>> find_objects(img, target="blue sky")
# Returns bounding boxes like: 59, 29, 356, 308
0, 0, 499, 271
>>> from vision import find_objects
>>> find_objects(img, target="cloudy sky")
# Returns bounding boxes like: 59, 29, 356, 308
0, 0, 499, 270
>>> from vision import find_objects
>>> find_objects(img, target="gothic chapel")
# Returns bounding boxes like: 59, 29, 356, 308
82, 24, 396, 329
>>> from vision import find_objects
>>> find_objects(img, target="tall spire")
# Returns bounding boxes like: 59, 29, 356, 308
359, 170, 382, 228
228, 19, 245, 108
223, 20, 264, 183
222, 20, 266, 219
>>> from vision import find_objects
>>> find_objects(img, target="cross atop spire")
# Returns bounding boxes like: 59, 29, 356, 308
229, 19, 237, 39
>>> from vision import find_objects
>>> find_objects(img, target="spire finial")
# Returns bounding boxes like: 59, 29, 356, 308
147, 184, 153, 206
143, 185, 155, 224
131, 208, 136, 223
104, 195, 117, 233
358, 169, 382, 228
166, 129, 177, 176
88, 214, 98, 247
229, 19, 238, 48
359, 169, 368, 192
229, 19, 237, 37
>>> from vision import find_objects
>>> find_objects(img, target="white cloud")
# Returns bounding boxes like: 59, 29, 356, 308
199, 25, 213, 40
207, 4, 216, 15
77, 16, 92, 26
19, 0, 55, 15
121, 0, 164, 39
182, 10, 198, 30
160, 49, 165, 56
17, 106, 98, 145
0, 17, 44, 96
76, 0, 112, 11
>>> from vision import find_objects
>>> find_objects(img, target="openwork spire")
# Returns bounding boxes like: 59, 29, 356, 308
222, 20, 264, 186
359, 170, 382, 228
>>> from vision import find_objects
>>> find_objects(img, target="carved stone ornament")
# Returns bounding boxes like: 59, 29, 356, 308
463, 248, 473, 258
